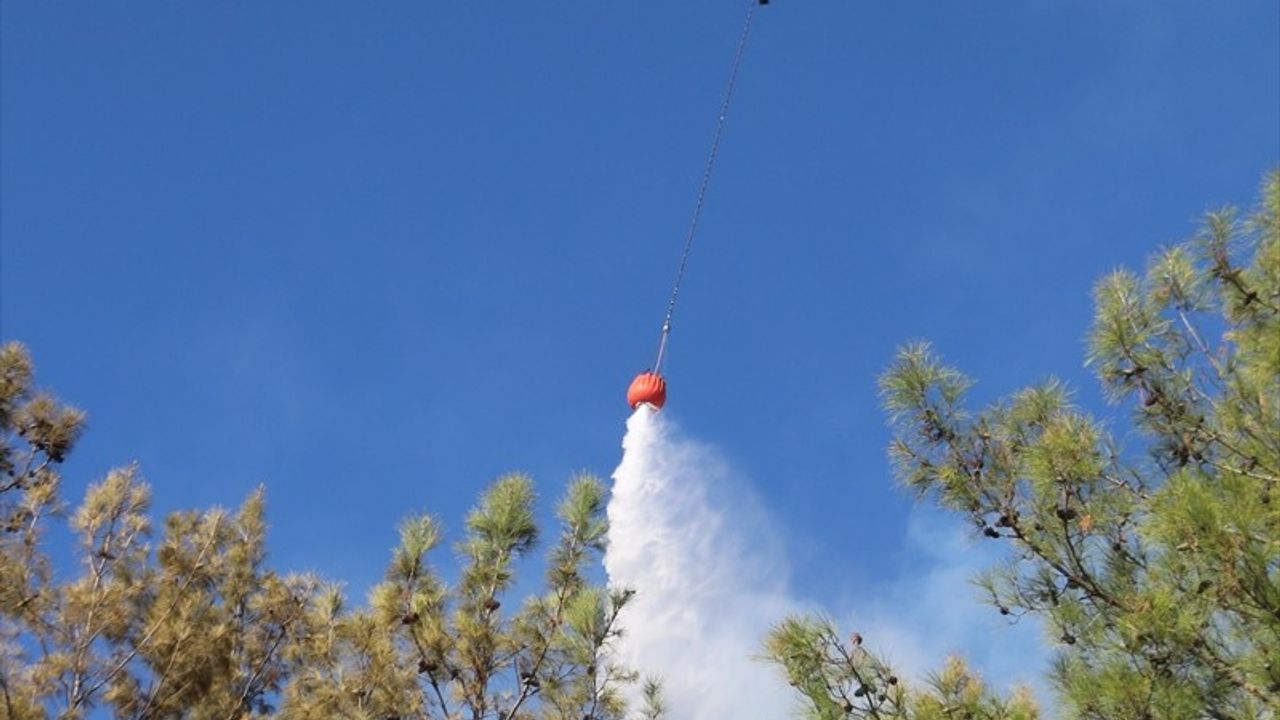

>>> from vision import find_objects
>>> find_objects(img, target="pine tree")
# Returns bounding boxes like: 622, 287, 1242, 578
764, 615, 1039, 719
0, 342, 662, 719
765, 173, 1279, 719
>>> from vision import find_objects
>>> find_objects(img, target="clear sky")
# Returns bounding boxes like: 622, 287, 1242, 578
3, 0, 1278, 701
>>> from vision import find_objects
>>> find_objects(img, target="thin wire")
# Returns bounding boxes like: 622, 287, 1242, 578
655, 0, 758, 373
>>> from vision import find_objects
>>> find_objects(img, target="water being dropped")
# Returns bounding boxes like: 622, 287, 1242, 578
604, 406, 795, 719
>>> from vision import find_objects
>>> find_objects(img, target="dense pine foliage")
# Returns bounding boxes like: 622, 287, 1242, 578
0, 342, 656, 719
765, 173, 1279, 718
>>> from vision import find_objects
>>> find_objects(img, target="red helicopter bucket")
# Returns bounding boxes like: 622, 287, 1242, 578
627, 371, 667, 410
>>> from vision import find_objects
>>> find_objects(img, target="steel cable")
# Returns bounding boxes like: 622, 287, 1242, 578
654, 0, 758, 373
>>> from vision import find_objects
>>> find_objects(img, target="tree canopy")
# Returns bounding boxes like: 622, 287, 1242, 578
764, 172, 1279, 718
0, 341, 658, 719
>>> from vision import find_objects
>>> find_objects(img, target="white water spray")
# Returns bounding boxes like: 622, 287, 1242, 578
602, 407, 1051, 716
604, 407, 797, 719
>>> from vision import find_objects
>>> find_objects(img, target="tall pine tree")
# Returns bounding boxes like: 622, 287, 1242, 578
0, 341, 660, 719
765, 173, 1279, 718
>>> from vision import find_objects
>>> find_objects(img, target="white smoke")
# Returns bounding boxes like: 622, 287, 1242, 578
604, 406, 798, 719
604, 407, 1050, 718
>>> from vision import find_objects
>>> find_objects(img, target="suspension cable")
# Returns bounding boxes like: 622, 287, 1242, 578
654, 0, 758, 373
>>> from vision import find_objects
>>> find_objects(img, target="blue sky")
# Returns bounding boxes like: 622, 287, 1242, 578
3, 0, 1278, 700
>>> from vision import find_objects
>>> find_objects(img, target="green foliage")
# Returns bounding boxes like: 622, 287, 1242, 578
768, 172, 1279, 717
763, 616, 1037, 720
0, 342, 655, 719
768, 171, 1279, 718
